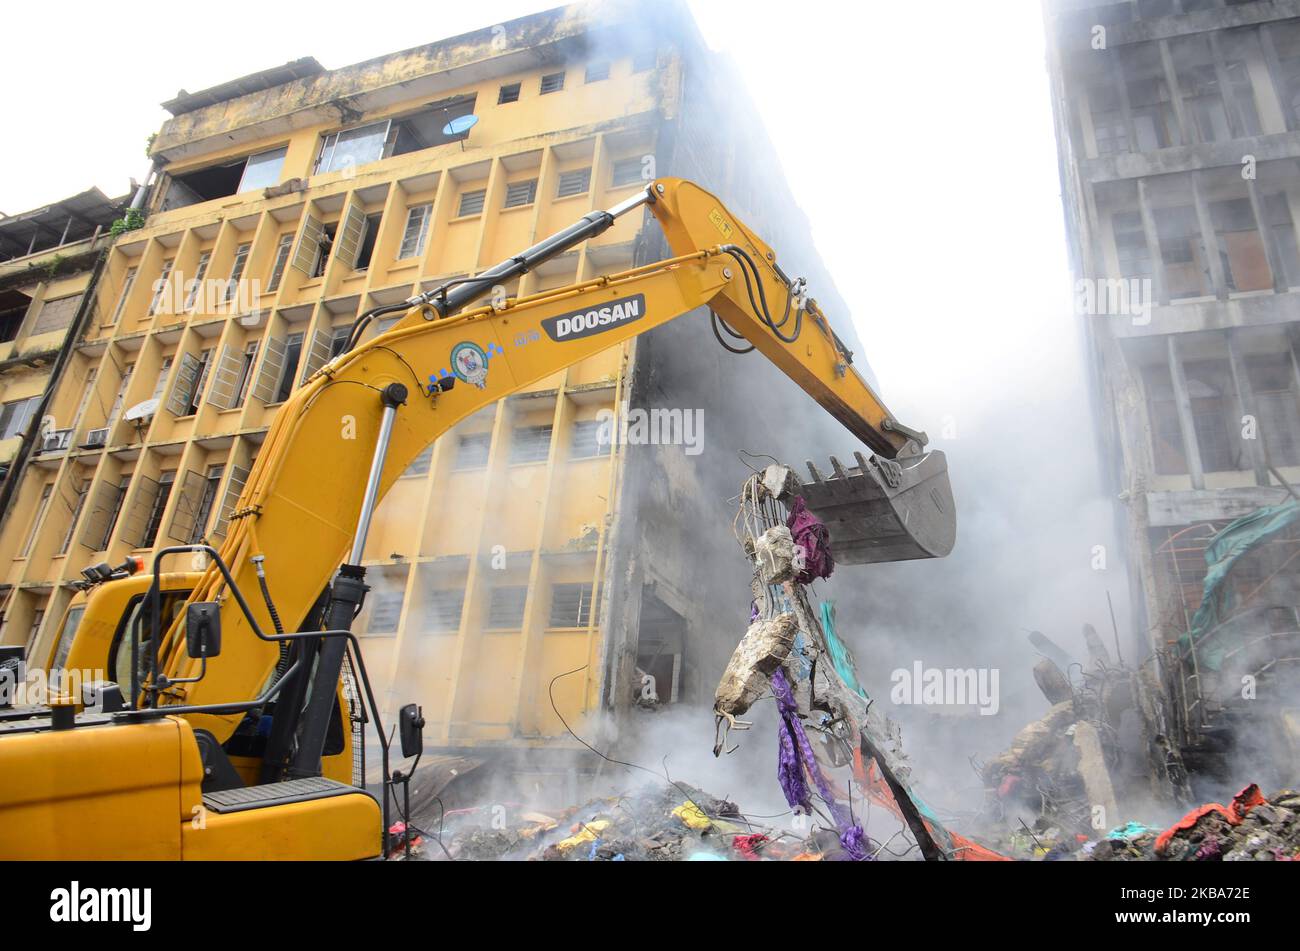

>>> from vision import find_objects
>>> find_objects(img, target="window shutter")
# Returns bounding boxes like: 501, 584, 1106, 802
164, 352, 202, 417
336, 201, 368, 270
166, 469, 207, 543
291, 214, 324, 274
300, 326, 334, 384
212, 465, 249, 536
252, 336, 287, 404
79, 480, 123, 551
206, 344, 243, 410
119, 476, 159, 548
32, 295, 83, 335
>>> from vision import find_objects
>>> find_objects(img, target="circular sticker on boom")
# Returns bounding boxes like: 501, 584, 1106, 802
449, 341, 490, 389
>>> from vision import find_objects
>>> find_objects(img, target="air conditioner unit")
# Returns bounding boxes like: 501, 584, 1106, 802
82, 428, 109, 449
40, 429, 72, 453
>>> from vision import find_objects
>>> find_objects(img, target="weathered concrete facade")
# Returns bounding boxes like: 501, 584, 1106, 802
1044, 0, 1300, 797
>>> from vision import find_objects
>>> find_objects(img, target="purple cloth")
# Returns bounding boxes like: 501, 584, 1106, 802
771, 668, 869, 860
786, 496, 834, 584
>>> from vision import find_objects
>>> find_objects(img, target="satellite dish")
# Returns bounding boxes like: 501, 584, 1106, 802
442, 114, 479, 137
124, 399, 159, 422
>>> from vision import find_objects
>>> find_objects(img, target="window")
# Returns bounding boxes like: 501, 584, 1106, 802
165, 349, 212, 417
365, 591, 404, 634
1211, 198, 1272, 293
211, 464, 249, 537
570, 419, 611, 459
110, 267, 137, 325
1267, 194, 1300, 289
32, 295, 82, 335
105, 363, 134, 429
510, 425, 552, 464
585, 62, 610, 83
498, 82, 521, 104
224, 243, 251, 303
329, 326, 351, 358
237, 147, 287, 192
19, 484, 53, 558
315, 97, 479, 175
356, 213, 382, 270
457, 189, 487, 217
1155, 205, 1211, 299
0, 301, 28, 343
423, 589, 465, 633
189, 465, 225, 543
234, 341, 260, 408
1143, 364, 1186, 476
70, 368, 97, 434
557, 168, 592, 199
487, 586, 527, 629
266, 234, 294, 293
1185, 359, 1245, 473
0, 396, 40, 440
1112, 212, 1152, 282
1088, 80, 1129, 156
273, 333, 305, 403
183, 252, 211, 312
611, 157, 644, 188
316, 121, 390, 174
504, 180, 538, 209
454, 433, 491, 469
164, 147, 289, 209
58, 479, 92, 556
632, 48, 657, 73
142, 472, 176, 548
540, 71, 566, 95
81, 477, 129, 551
402, 445, 434, 478
549, 582, 594, 628
27, 610, 45, 654
147, 259, 174, 317
399, 204, 432, 259
151, 356, 174, 403
310, 224, 336, 278
1247, 354, 1300, 467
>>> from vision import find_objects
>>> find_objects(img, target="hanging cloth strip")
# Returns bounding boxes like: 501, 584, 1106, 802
771, 667, 869, 860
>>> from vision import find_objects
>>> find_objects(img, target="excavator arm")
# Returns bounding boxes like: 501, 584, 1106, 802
147, 177, 954, 768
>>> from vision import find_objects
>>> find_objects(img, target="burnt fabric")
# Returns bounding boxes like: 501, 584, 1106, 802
787, 496, 834, 584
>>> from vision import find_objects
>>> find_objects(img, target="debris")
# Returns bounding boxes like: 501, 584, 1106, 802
1087, 785, 1300, 862
753, 525, 797, 584
713, 612, 797, 731
438, 782, 828, 862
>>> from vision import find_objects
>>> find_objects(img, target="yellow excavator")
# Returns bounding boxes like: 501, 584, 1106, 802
0, 178, 955, 860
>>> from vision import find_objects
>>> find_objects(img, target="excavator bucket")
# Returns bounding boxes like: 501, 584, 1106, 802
794, 450, 956, 564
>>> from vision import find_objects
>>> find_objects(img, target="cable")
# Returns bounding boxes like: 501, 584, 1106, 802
710, 309, 755, 354
719, 244, 803, 344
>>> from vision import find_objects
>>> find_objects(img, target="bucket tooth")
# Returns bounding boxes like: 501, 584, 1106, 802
794, 450, 956, 565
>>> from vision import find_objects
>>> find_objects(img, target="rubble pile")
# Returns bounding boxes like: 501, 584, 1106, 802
1087, 786, 1300, 862
425, 783, 851, 861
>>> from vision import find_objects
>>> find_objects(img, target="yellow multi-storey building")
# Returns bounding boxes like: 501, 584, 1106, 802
0, 2, 867, 764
